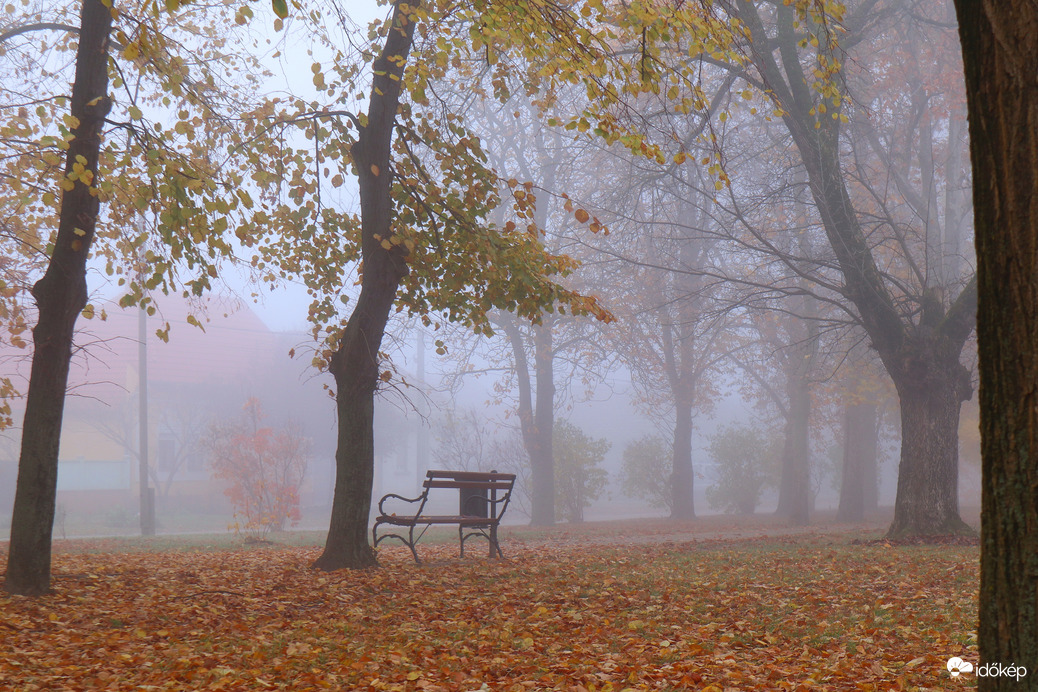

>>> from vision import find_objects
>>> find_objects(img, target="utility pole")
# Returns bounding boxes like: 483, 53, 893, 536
416, 329, 429, 485
138, 303, 155, 536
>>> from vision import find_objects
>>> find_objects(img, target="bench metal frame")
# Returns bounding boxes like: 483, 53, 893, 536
372, 470, 515, 563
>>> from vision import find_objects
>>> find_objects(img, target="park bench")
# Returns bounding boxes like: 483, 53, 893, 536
372, 469, 516, 563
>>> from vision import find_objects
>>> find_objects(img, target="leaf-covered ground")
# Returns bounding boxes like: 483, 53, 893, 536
1, 524, 978, 690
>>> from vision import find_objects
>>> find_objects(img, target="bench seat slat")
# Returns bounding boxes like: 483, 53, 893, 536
426, 470, 516, 481
424, 480, 514, 490
378, 515, 497, 526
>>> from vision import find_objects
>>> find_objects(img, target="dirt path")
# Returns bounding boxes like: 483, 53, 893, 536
499, 512, 899, 549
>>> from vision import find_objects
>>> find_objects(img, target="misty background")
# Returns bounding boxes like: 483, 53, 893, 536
0, 0, 981, 537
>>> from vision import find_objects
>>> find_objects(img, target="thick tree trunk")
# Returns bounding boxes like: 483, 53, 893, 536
669, 394, 695, 520
4, 0, 111, 597
887, 367, 973, 537
954, 2, 1038, 685
735, 1, 977, 538
836, 402, 877, 523
313, 294, 391, 571
312, 0, 416, 571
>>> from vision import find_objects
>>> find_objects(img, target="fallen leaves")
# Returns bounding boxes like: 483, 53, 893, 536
0, 533, 978, 690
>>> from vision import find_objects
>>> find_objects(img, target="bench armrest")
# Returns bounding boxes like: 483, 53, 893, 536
377, 491, 427, 517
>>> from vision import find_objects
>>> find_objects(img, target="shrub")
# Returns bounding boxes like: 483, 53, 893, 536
203, 398, 309, 537
618, 434, 673, 512
553, 420, 610, 523
705, 423, 780, 515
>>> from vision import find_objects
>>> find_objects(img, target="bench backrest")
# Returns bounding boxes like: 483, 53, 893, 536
423, 470, 516, 519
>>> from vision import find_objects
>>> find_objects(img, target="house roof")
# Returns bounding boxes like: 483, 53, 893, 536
66, 294, 288, 407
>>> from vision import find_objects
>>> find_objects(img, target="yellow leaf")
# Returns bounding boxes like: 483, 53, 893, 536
574, 209, 590, 223
370, 164, 379, 177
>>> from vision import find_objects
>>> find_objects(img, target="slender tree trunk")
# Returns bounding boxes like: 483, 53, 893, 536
529, 323, 555, 525
954, 2, 1038, 684
863, 404, 880, 513
836, 402, 877, 523
775, 368, 810, 525
670, 394, 695, 520
499, 315, 554, 526
4, 0, 112, 596
312, 0, 417, 571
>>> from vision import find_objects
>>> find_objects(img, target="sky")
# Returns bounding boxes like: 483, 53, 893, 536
244, 0, 385, 333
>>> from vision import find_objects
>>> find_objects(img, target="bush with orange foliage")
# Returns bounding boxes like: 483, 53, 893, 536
203, 398, 310, 536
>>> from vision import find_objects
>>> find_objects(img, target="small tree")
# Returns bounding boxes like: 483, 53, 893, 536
619, 434, 673, 513
204, 398, 309, 537
553, 420, 609, 523
706, 423, 780, 515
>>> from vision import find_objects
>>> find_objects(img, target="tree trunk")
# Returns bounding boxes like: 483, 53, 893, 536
863, 404, 880, 514
528, 323, 555, 526
954, 2, 1038, 684
836, 402, 877, 523
887, 367, 973, 537
775, 367, 810, 525
312, 0, 417, 572
314, 321, 383, 571
499, 316, 555, 526
670, 394, 695, 520
3, 0, 112, 597
735, 0, 977, 538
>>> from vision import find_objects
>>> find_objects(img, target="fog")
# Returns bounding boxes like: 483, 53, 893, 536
0, 0, 983, 542
0, 279, 978, 537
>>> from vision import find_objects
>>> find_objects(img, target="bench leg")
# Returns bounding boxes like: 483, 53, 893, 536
372, 523, 422, 564
490, 524, 503, 559
407, 526, 421, 564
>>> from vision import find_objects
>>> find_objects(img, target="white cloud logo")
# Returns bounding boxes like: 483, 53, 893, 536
947, 657, 974, 677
